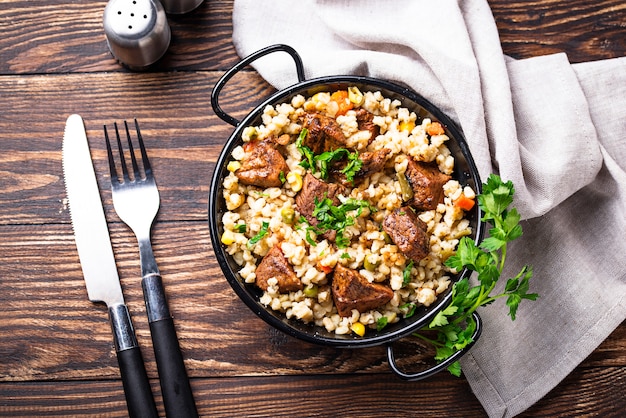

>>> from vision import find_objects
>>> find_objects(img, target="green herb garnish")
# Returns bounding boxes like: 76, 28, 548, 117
400, 302, 417, 318
415, 174, 538, 376
296, 129, 315, 170
340, 151, 363, 184
376, 316, 389, 331
295, 128, 362, 183
402, 260, 414, 287
234, 223, 247, 233
308, 196, 376, 249
247, 221, 270, 248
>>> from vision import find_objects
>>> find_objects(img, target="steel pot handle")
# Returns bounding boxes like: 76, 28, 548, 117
211, 44, 306, 127
386, 311, 482, 381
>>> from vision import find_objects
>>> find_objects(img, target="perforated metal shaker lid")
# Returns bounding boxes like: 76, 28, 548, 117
103, 0, 171, 70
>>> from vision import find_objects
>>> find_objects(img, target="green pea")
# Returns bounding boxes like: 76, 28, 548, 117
303, 285, 318, 298
364, 255, 381, 271
281, 207, 295, 224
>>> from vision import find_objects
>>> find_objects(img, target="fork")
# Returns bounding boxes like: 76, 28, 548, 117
104, 120, 198, 418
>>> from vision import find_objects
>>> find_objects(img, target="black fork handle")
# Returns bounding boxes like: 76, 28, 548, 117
143, 274, 198, 418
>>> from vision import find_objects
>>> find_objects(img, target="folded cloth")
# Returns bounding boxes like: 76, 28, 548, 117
232, 1, 626, 416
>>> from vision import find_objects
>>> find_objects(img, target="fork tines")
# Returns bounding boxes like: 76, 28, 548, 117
104, 119, 152, 185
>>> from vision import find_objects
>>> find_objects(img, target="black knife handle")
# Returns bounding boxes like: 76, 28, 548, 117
117, 347, 159, 418
109, 304, 159, 418
142, 274, 198, 418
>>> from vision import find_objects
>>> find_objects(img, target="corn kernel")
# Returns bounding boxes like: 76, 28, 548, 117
348, 86, 364, 106
221, 230, 236, 245
350, 322, 366, 337
287, 171, 303, 192
227, 161, 241, 172
399, 120, 415, 132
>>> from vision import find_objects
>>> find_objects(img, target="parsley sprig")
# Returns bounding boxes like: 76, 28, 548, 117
247, 221, 269, 248
296, 128, 363, 183
305, 196, 376, 248
416, 174, 538, 376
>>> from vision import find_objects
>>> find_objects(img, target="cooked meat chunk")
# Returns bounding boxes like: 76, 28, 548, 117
235, 140, 289, 188
269, 133, 291, 146
382, 207, 430, 263
356, 148, 391, 177
255, 245, 302, 293
301, 112, 347, 153
331, 264, 394, 317
404, 158, 451, 210
295, 173, 347, 238
355, 108, 379, 143
329, 148, 391, 186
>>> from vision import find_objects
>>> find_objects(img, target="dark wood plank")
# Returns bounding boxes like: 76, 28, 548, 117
0, 71, 272, 225
489, 0, 626, 62
1, 365, 625, 417
0, 374, 485, 417
0, 0, 238, 74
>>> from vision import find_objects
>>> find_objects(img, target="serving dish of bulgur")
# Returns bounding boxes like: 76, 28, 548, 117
218, 85, 477, 339
210, 42, 482, 358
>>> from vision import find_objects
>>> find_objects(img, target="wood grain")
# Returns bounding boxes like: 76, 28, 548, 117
0, 0, 624, 417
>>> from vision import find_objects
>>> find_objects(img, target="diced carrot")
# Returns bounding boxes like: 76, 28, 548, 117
317, 262, 334, 275
455, 194, 476, 211
243, 140, 256, 152
330, 90, 353, 116
426, 121, 445, 136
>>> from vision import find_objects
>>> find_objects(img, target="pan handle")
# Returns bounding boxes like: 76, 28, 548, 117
211, 44, 306, 127
386, 311, 482, 381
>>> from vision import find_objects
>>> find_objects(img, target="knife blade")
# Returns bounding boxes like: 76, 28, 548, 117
62, 114, 158, 418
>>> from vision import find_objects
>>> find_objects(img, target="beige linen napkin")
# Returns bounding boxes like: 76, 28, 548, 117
232, 1, 626, 416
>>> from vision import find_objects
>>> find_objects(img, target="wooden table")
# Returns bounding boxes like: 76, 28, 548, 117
1, 1, 624, 416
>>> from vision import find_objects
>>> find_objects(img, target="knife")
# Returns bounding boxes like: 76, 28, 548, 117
62, 114, 159, 418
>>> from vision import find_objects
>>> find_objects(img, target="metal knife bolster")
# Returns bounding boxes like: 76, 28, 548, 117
109, 304, 140, 352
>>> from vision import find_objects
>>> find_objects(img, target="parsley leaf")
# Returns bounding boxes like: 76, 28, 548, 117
307, 196, 376, 249
402, 260, 414, 287
376, 316, 389, 331
295, 128, 361, 183
247, 221, 270, 248
296, 128, 315, 171
413, 174, 538, 376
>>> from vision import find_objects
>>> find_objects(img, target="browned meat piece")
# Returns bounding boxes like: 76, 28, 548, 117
235, 140, 289, 188
331, 264, 394, 317
255, 245, 302, 293
295, 172, 346, 230
269, 133, 291, 146
355, 148, 391, 177
295, 173, 347, 242
301, 112, 347, 153
382, 207, 430, 263
404, 158, 451, 210
354, 108, 379, 143
329, 148, 391, 186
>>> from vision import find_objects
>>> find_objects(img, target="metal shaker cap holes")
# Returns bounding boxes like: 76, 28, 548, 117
107, 0, 156, 37
103, 0, 171, 69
